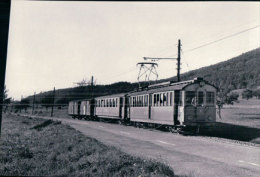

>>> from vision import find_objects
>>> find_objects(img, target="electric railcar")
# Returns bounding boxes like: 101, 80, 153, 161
68, 77, 217, 127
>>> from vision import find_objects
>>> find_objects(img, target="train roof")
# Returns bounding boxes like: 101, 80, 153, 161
127, 77, 216, 96
95, 92, 127, 99
68, 98, 92, 103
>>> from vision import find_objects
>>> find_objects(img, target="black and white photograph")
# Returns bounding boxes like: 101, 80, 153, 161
0, 1, 260, 176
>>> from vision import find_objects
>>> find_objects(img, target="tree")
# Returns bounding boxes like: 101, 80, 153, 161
3, 85, 11, 104
41, 95, 53, 111
3, 85, 12, 112
225, 92, 239, 104
253, 89, 260, 99
20, 98, 30, 112
242, 89, 253, 100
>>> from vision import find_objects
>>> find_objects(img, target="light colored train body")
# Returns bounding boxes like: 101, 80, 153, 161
68, 78, 217, 126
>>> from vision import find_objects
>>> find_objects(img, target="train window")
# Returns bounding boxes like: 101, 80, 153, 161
158, 93, 160, 106
166, 92, 169, 106
147, 95, 149, 106
179, 92, 183, 106
163, 93, 167, 106
198, 91, 204, 106
170, 92, 173, 106
185, 91, 196, 105
153, 94, 156, 106
206, 92, 215, 104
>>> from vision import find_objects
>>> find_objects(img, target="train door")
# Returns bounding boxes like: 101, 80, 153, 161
124, 96, 128, 119
196, 90, 206, 121
148, 94, 152, 119
127, 97, 131, 119
90, 99, 95, 117
174, 91, 181, 125
119, 97, 123, 118
77, 101, 81, 116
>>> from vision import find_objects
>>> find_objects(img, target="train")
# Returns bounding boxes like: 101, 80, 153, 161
68, 77, 217, 131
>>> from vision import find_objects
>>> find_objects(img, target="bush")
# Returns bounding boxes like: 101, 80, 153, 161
253, 88, 260, 99
226, 92, 239, 104
242, 89, 253, 100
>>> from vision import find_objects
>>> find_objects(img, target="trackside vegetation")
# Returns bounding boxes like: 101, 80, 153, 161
0, 114, 180, 177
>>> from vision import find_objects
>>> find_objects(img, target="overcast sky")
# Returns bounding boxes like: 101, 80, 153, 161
5, 1, 260, 100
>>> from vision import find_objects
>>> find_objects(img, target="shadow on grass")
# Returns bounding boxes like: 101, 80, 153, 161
197, 122, 260, 143
31, 119, 60, 131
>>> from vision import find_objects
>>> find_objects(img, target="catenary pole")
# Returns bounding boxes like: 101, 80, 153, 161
51, 87, 55, 117
143, 39, 182, 82
177, 39, 181, 82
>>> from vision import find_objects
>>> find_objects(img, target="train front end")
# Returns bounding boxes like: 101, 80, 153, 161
178, 78, 217, 126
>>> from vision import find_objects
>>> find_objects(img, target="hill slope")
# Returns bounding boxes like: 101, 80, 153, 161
23, 48, 260, 105
167, 47, 260, 92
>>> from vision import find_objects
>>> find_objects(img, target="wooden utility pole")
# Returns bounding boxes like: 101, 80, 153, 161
51, 87, 55, 117
32, 92, 36, 114
0, 0, 11, 137
177, 39, 181, 82
91, 76, 94, 98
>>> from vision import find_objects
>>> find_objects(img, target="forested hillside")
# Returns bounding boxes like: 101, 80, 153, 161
166, 47, 260, 93
22, 47, 260, 107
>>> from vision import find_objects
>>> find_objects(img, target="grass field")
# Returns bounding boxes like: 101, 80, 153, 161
198, 98, 260, 144
0, 113, 179, 177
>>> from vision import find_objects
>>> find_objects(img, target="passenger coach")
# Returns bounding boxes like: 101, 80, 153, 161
127, 77, 217, 126
95, 93, 127, 119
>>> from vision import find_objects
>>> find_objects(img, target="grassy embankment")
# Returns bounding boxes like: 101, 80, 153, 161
0, 113, 178, 177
